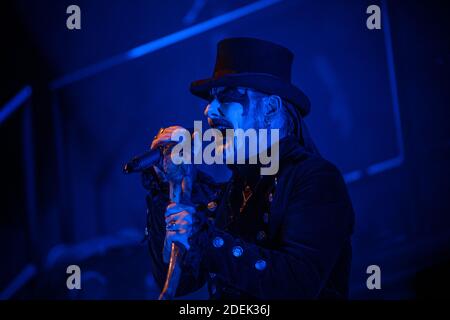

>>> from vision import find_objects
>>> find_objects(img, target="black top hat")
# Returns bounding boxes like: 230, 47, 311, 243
190, 37, 310, 116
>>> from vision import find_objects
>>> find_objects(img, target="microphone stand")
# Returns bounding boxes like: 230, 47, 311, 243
158, 241, 185, 300
124, 134, 196, 300
158, 174, 193, 300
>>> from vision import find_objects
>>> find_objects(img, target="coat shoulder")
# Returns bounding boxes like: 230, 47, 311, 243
283, 150, 344, 185
281, 152, 352, 209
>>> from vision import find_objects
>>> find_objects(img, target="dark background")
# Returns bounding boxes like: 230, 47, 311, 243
0, 0, 449, 299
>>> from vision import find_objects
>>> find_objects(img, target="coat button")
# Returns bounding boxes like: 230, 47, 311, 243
268, 193, 273, 202
256, 231, 266, 241
255, 259, 267, 271
207, 201, 218, 211
212, 236, 224, 248
232, 246, 243, 257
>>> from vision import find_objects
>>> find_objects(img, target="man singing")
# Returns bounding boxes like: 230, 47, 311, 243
143, 38, 355, 299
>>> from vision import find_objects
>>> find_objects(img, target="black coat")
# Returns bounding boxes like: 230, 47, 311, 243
143, 135, 355, 299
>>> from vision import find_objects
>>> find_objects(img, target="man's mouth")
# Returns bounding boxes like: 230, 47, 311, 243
208, 118, 233, 133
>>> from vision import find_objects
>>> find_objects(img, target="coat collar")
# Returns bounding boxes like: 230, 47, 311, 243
228, 134, 309, 184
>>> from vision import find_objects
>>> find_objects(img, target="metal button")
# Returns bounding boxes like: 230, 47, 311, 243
144, 227, 149, 236
207, 201, 218, 211
255, 259, 267, 271
268, 193, 273, 202
256, 231, 266, 241
232, 246, 243, 257
212, 236, 224, 248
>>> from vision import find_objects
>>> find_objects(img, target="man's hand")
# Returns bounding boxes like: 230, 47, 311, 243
163, 202, 195, 261
151, 126, 185, 150
151, 126, 197, 260
150, 126, 196, 199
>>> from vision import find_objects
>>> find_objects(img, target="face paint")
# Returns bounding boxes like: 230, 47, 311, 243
209, 87, 249, 110
205, 87, 260, 131
204, 87, 269, 162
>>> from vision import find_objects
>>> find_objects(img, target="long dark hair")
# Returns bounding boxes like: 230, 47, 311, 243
283, 101, 321, 156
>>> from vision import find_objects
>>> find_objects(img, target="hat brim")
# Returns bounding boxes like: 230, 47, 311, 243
190, 73, 310, 116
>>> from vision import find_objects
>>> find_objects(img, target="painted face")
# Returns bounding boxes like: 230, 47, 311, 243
203, 86, 259, 132
203, 86, 265, 162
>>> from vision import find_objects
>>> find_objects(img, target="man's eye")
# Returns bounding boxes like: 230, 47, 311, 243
209, 89, 246, 104
217, 95, 228, 103
217, 92, 236, 103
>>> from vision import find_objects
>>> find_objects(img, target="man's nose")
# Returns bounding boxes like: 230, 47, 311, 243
204, 99, 222, 118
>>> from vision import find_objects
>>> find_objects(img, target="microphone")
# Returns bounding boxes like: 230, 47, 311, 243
123, 148, 162, 174
124, 126, 195, 300
123, 127, 194, 174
